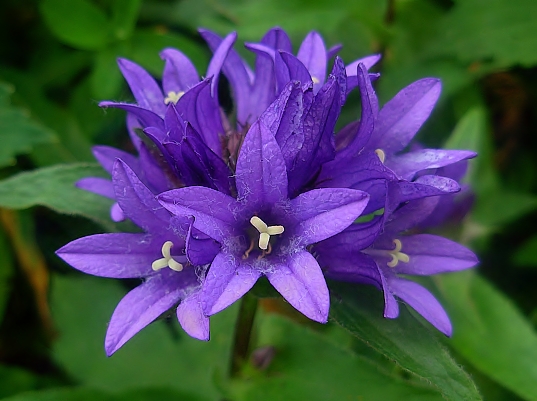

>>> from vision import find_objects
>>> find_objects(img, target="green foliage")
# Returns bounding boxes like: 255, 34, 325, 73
0, 83, 57, 168
51, 274, 235, 399
330, 283, 481, 401
40, 0, 111, 51
228, 314, 443, 401
2, 386, 208, 401
435, 272, 537, 401
433, 0, 537, 69
513, 235, 537, 268
0, 164, 113, 228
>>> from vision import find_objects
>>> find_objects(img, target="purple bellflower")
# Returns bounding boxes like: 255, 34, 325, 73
58, 27, 479, 353
316, 195, 478, 335
57, 160, 214, 355
158, 117, 369, 322
200, 27, 381, 128
77, 33, 239, 221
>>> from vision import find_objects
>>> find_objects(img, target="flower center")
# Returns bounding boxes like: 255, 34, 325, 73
164, 91, 185, 105
312, 76, 320, 84
152, 241, 184, 272
387, 239, 409, 268
375, 149, 386, 163
243, 216, 285, 258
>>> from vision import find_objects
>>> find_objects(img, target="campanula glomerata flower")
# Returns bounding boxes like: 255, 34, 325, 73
58, 27, 478, 354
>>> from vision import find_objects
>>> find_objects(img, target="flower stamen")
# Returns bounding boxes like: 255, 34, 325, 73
312, 76, 320, 84
152, 241, 184, 271
243, 239, 255, 259
164, 91, 185, 105
250, 216, 284, 250
387, 239, 410, 268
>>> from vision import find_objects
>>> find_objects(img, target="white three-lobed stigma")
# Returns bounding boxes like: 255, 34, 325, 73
387, 239, 410, 268
250, 216, 284, 250
152, 241, 184, 272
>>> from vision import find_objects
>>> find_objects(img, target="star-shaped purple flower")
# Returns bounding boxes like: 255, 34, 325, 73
57, 160, 214, 355
158, 117, 369, 322
201, 27, 380, 128
317, 196, 478, 335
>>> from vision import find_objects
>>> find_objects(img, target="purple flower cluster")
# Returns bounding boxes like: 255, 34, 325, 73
57, 28, 478, 355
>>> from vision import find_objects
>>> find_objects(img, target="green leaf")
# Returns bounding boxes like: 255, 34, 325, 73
0, 83, 11, 106
127, 30, 209, 77
433, 0, 537, 68
91, 45, 125, 99
0, 70, 95, 165
0, 83, 57, 168
39, 0, 110, 50
377, 0, 473, 101
0, 164, 113, 229
329, 283, 481, 401
513, 235, 537, 268
472, 190, 537, 227
111, 0, 142, 40
0, 364, 63, 399
1, 386, 207, 401
445, 107, 537, 227
50, 274, 236, 399
0, 365, 41, 399
435, 272, 537, 401
229, 314, 443, 401
444, 107, 498, 193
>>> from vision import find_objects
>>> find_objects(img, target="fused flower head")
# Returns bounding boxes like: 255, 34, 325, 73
158, 117, 369, 322
59, 27, 478, 353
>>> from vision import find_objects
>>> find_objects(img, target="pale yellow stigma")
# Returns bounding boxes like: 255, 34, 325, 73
312, 76, 320, 84
387, 239, 410, 268
375, 149, 386, 163
152, 241, 184, 272
250, 216, 284, 250
164, 91, 185, 105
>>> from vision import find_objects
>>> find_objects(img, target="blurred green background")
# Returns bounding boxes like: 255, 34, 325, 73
1, 0, 537, 400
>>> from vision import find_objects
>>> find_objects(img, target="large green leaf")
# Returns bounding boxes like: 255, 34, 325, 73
0, 164, 113, 229
329, 283, 481, 401
127, 30, 209, 77
444, 107, 498, 193
0, 83, 57, 168
39, 0, 110, 50
111, 0, 142, 41
435, 271, 537, 401
228, 314, 443, 401
446, 107, 537, 227
2, 386, 207, 401
513, 235, 537, 268
50, 274, 236, 399
433, 0, 537, 68
91, 45, 127, 99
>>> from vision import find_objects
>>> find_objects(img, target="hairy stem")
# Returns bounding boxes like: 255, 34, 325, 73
229, 291, 258, 377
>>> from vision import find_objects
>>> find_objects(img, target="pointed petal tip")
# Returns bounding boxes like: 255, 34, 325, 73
177, 298, 210, 341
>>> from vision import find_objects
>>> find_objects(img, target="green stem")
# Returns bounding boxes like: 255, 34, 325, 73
229, 292, 258, 377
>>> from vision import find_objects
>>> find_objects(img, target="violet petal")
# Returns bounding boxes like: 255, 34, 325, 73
388, 277, 452, 336
201, 252, 261, 315
266, 251, 329, 323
